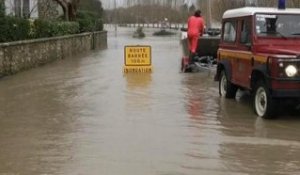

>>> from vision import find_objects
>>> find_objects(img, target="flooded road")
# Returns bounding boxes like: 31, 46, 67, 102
0, 27, 300, 175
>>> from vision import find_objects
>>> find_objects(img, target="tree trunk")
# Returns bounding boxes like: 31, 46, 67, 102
53, 0, 79, 21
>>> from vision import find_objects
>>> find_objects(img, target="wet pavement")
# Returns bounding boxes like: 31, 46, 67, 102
0, 27, 300, 175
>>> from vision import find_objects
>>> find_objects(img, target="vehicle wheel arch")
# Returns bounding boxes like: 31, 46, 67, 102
251, 65, 269, 91
218, 60, 238, 98
216, 60, 231, 81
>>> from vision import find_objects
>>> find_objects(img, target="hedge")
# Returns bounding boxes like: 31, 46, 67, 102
0, 12, 103, 42
77, 11, 103, 32
0, 16, 30, 42
33, 20, 80, 38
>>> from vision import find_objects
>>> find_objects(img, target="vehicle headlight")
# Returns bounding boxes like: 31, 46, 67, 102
285, 65, 298, 77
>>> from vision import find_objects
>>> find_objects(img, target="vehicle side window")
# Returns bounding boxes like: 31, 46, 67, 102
240, 20, 251, 44
223, 21, 237, 43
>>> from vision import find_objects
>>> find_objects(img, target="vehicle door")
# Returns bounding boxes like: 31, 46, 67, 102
235, 17, 253, 88
220, 20, 239, 84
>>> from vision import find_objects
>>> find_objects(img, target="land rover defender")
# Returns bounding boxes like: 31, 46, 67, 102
215, 7, 300, 118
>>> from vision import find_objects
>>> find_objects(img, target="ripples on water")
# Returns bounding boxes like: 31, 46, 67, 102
0, 27, 300, 175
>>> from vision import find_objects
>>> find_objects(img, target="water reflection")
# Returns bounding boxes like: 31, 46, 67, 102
0, 60, 83, 174
179, 73, 226, 174
125, 73, 152, 89
124, 73, 152, 113
182, 73, 219, 119
180, 72, 300, 174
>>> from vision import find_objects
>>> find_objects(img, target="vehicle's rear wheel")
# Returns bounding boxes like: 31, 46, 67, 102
219, 70, 237, 98
253, 80, 277, 119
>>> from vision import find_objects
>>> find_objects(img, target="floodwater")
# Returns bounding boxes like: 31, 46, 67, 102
0, 27, 300, 175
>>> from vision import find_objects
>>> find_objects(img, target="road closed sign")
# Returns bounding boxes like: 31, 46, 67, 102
123, 45, 152, 73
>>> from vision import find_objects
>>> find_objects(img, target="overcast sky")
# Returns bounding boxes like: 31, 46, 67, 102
101, 0, 196, 9
101, 0, 126, 9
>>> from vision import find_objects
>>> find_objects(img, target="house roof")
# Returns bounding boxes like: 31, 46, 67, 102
223, 7, 300, 19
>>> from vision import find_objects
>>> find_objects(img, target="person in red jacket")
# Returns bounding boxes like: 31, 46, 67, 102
187, 10, 205, 63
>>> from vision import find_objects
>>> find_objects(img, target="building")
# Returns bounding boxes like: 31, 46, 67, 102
5, 0, 38, 18
4, 0, 61, 19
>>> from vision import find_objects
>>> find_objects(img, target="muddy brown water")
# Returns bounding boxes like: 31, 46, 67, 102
0, 27, 300, 175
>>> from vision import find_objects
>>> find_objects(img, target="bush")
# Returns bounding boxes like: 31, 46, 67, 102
54, 21, 80, 36
33, 19, 79, 38
77, 18, 94, 32
76, 10, 103, 32
0, 17, 30, 42
95, 18, 103, 31
32, 19, 51, 38
0, 10, 102, 43
0, 0, 5, 18
77, 11, 98, 20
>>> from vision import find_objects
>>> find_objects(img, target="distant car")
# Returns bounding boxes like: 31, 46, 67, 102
215, 7, 300, 118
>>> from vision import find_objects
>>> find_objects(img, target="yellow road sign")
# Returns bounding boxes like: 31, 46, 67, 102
124, 45, 152, 73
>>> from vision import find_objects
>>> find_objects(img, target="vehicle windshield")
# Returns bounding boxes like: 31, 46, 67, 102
255, 14, 300, 38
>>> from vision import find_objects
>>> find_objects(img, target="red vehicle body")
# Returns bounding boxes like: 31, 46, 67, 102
215, 7, 300, 118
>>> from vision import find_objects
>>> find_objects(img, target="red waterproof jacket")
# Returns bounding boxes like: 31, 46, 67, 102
188, 16, 205, 37
187, 16, 205, 53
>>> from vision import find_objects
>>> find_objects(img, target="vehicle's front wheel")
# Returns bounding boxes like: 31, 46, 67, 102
219, 70, 237, 98
253, 80, 277, 119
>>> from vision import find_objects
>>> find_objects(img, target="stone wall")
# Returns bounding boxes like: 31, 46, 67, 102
93, 31, 108, 50
0, 31, 107, 77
